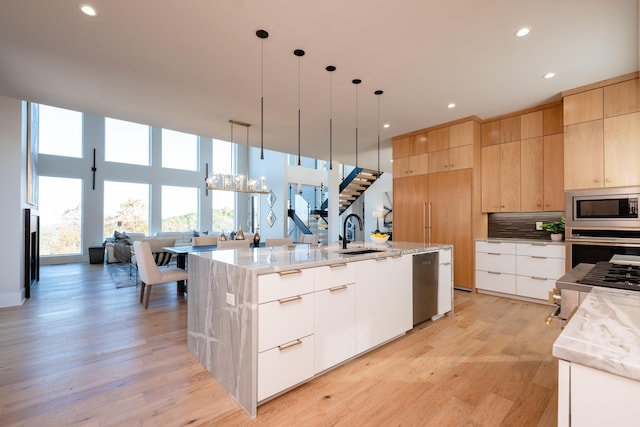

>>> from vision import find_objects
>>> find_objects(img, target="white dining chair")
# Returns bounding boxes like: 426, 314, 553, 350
133, 241, 188, 309
216, 239, 251, 249
192, 235, 218, 246
264, 238, 294, 247
301, 234, 318, 245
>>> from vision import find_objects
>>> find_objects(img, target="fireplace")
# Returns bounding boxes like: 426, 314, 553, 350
24, 208, 39, 298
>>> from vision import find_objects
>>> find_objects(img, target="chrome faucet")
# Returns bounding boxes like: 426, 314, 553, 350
342, 213, 363, 249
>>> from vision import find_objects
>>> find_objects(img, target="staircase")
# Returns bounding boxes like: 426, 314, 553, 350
337, 167, 383, 214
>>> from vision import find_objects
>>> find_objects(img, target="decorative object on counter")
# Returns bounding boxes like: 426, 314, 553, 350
219, 231, 227, 241
370, 232, 390, 244
229, 231, 236, 241
373, 208, 385, 232
541, 216, 565, 241
253, 227, 261, 247
236, 225, 245, 240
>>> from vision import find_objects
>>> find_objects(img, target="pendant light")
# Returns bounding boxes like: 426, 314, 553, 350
256, 29, 268, 160
375, 90, 383, 175
353, 79, 362, 168
326, 65, 336, 170
294, 49, 305, 166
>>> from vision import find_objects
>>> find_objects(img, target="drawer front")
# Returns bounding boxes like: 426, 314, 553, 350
516, 255, 565, 280
258, 334, 314, 402
258, 268, 315, 303
517, 275, 555, 300
476, 252, 516, 274
476, 270, 516, 294
314, 262, 356, 291
476, 241, 516, 255
259, 293, 314, 352
439, 248, 452, 264
516, 243, 565, 258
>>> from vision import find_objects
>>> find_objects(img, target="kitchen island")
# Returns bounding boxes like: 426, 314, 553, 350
553, 286, 640, 426
187, 242, 452, 417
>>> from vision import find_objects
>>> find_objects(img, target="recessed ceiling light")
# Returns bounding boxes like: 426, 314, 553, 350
80, 4, 97, 16
515, 27, 530, 37
447, 103, 456, 109
383, 123, 390, 128
543, 72, 556, 79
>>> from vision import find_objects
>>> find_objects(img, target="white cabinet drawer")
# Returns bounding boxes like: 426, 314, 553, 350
476, 270, 516, 294
258, 268, 315, 303
259, 293, 314, 352
476, 241, 516, 255
516, 255, 565, 280
439, 248, 452, 264
516, 275, 554, 300
516, 243, 565, 258
476, 251, 516, 274
258, 334, 314, 402
314, 262, 356, 291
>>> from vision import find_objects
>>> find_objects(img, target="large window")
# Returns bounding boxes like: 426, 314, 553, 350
162, 185, 198, 231
105, 118, 150, 165
210, 138, 235, 233
162, 129, 198, 171
103, 181, 149, 238
38, 105, 82, 158
39, 176, 83, 255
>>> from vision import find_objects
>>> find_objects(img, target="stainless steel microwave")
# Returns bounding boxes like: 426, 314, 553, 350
566, 187, 640, 228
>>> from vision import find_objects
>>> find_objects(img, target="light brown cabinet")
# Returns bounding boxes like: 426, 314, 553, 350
392, 174, 428, 243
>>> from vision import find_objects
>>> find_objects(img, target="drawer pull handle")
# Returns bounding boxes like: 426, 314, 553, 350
375, 257, 387, 261
391, 254, 403, 258
531, 243, 547, 246
487, 241, 501, 244
441, 262, 451, 266
278, 339, 302, 351
330, 262, 348, 268
531, 256, 547, 259
278, 269, 303, 276
278, 295, 302, 304
488, 271, 502, 275
488, 252, 501, 256
329, 285, 348, 292
531, 276, 547, 281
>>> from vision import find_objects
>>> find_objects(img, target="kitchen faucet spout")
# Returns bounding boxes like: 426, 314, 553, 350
342, 213, 363, 249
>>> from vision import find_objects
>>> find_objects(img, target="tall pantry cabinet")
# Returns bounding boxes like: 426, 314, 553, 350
393, 118, 485, 289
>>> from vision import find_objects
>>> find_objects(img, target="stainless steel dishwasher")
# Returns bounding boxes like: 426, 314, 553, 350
413, 251, 439, 325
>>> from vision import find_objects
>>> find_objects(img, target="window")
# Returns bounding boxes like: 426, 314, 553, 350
38, 105, 82, 158
105, 118, 150, 165
103, 181, 149, 238
162, 129, 198, 171
39, 176, 82, 255
161, 185, 198, 231
210, 138, 235, 233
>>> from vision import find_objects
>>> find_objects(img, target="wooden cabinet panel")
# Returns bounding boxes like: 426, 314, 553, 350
500, 141, 521, 211
564, 120, 604, 189
521, 137, 543, 211
543, 104, 564, 135
392, 136, 411, 159
521, 111, 543, 139
482, 121, 500, 146
481, 145, 501, 212
564, 88, 604, 125
604, 79, 639, 117
429, 149, 450, 173
500, 116, 521, 143
543, 134, 564, 210
392, 156, 411, 177
428, 127, 449, 152
450, 144, 473, 170
393, 175, 428, 243
410, 152, 429, 175
449, 121, 474, 148
604, 112, 640, 187
412, 132, 429, 155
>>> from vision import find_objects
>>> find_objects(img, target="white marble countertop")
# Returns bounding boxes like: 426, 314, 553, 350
476, 238, 565, 246
552, 287, 640, 381
190, 241, 450, 275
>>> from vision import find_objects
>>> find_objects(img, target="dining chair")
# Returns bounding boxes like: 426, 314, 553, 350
301, 234, 318, 245
192, 235, 218, 246
133, 241, 188, 309
264, 238, 294, 247
216, 239, 251, 249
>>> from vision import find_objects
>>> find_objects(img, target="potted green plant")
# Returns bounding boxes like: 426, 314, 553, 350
541, 216, 565, 241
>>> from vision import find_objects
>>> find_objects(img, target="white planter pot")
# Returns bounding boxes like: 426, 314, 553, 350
550, 233, 563, 242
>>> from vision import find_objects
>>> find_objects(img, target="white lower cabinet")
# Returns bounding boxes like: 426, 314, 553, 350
258, 335, 314, 402
437, 248, 453, 315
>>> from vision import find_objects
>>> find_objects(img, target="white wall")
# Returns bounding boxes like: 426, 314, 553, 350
0, 97, 26, 307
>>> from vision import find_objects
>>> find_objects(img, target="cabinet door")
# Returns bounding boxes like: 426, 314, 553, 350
428, 127, 449, 152
564, 88, 603, 125
392, 156, 411, 177
449, 144, 473, 170
475, 270, 516, 294
564, 120, 604, 189
438, 248, 453, 315
314, 283, 356, 373
481, 145, 501, 212
355, 256, 412, 354
520, 137, 543, 211
500, 141, 521, 211
449, 121, 475, 148
604, 112, 640, 187
409, 152, 429, 175
258, 335, 314, 401
258, 292, 314, 352
543, 134, 564, 210
428, 149, 450, 173
392, 136, 411, 159
393, 175, 429, 243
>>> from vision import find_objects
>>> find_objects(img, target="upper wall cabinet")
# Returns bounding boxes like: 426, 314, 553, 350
481, 102, 564, 212
563, 73, 640, 190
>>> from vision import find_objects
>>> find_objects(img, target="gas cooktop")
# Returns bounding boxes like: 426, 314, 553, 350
580, 261, 640, 291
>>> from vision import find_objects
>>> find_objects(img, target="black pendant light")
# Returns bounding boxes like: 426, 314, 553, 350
375, 90, 384, 175
326, 65, 336, 170
294, 49, 305, 166
256, 29, 268, 160
353, 79, 362, 168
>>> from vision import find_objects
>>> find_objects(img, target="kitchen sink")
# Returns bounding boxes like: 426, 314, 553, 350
338, 249, 386, 255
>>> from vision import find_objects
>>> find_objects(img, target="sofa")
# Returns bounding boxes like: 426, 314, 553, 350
105, 231, 183, 263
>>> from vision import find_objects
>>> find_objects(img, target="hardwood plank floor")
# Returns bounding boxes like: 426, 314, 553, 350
0, 263, 562, 426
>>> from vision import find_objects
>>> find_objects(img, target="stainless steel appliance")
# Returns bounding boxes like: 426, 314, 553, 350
413, 251, 438, 325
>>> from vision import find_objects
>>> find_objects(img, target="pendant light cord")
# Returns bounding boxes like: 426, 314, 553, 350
294, 49, 305, 166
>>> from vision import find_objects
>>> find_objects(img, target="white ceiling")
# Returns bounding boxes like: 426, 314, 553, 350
0, 0, 637, 172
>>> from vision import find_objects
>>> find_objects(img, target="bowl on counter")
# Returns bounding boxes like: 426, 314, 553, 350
370, 234, 390, 244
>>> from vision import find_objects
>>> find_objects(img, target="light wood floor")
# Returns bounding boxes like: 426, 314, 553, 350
0, 263, 562, 426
